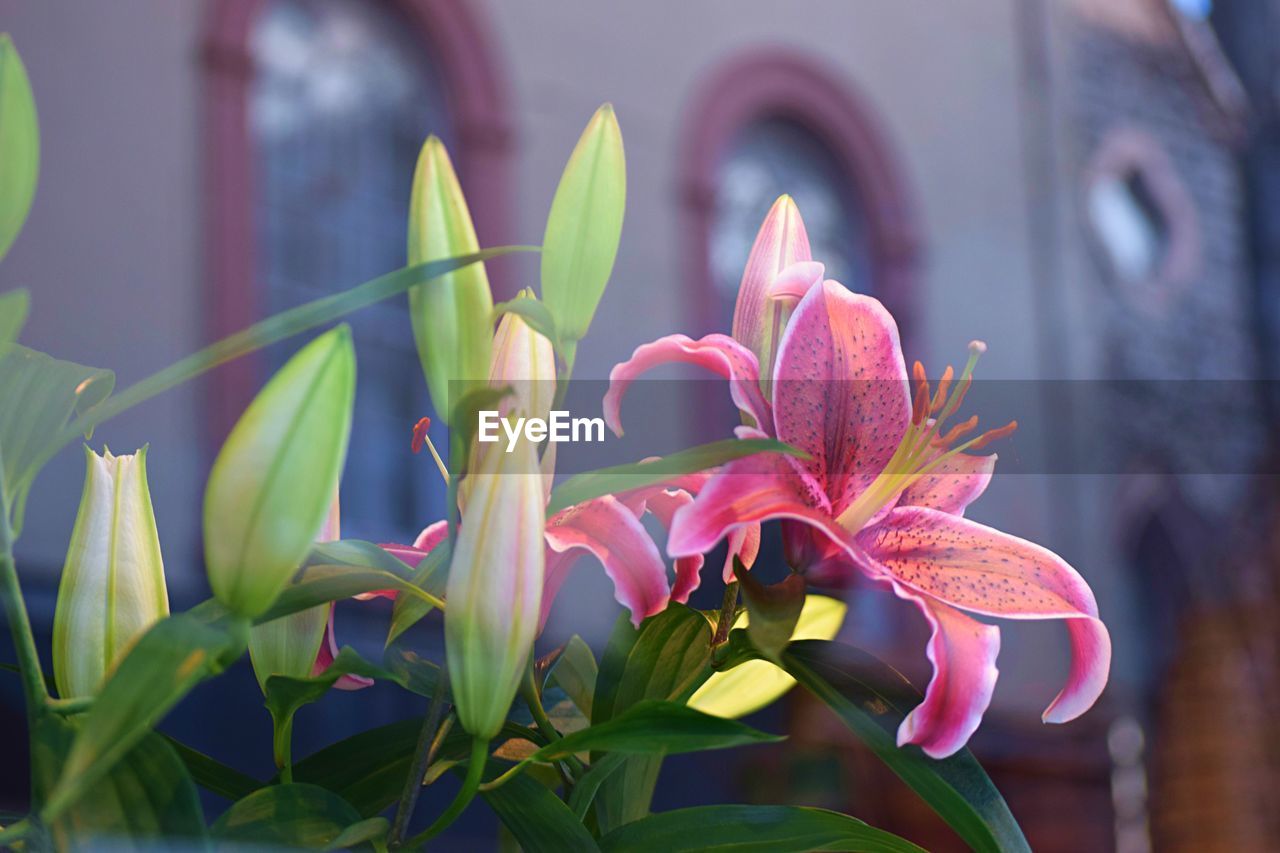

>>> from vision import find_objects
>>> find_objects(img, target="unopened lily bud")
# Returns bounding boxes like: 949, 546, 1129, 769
53, 446, 169, 699
731, 195, 812, 372
489, 294, 557, 423
248, 497, 339, 691
204, 326, 355, 618
408, 136, 493, 423
446, 427, 546, 739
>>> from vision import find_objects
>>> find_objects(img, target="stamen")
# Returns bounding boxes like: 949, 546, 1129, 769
931, 365, 954, 414
932, 414, 979, 447
410, 416, 450, 484
968, 420, 1017, 450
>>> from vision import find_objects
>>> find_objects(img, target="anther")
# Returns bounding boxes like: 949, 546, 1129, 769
933, 414, 979, 447
410, 417, 432, 454
969, 420, 1017, 450
931, 365, 954, 414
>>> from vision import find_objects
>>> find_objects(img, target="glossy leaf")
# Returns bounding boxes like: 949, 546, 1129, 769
407, 136, 494, 420
734, 558, 804, 663
782, 640, 1030, 853
547, 634, 597, 718
593, 605, 714, 832
387, 539, 450, 645
493, 294, 559, 349
480, 763, 601, 853
541, 104, 626, 351
598, 805, 924, 853
566, 752, 627, 820
204, 326, 355, 618
546, 438, 806, 517
0, 35, 39, 261
689, 594, 846, 719
211, 783, 366, 849
42, 610, 248, 822
32, 714, 206, 848
0, 344, 113, 533
164, 736, 260, 802
0, 288, 28, 345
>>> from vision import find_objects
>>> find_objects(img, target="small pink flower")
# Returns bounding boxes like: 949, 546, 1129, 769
605, 276, 1110, 758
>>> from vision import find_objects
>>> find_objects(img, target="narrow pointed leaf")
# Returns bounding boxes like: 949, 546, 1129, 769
164, 737, 261, 802
546, 438, 806, 517
493, 294, 559, 347
598, 805, 924, 853
479, 763, 601, 853
0, 288, 28, 345
547, 634, 597, 718
734, 557, 805, 664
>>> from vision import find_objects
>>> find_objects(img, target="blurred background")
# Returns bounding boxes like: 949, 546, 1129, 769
3, 0, 1280, 849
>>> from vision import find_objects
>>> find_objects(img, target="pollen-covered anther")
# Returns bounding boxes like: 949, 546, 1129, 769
969, 420, 1017, 451
410, 416, 433, 454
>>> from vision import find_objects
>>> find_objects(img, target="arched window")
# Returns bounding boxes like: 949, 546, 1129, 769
681, 51, 920, 340
203, 0, 510, 542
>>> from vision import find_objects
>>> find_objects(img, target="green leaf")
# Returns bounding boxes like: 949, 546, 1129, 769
291, 719, 422, 818
32, 715, 206, 848
597, 805, 925, 853
566, 752, 627, 820
387, 538, 450, 645
547, 634, 597, 718
211, 783, 368, 849
326, 816, 390, 850
0, 35, 39, 261
532, 700, 778, 761
164, 736, 261, 801
541, 103, 626, 352
0, 344, 113, 533
592, 606, 714, 833
0, 288, 28, 346
546, 438, 806, 517
42, 610, 248, 822
480, 764, 601, 853
734, 558, 805, 664
204, 325, 356, 618
781, 640, 1030, 853
493, 294, 559, 349
258, 565, 441, 626
265, 646, 422, 733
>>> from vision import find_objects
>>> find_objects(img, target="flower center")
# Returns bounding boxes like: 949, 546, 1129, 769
835, 341, 1016, 532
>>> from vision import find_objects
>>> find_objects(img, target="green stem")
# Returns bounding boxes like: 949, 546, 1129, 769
47, 695, 93, 715
403, 736, 488, 847
519, 662, 584, 781
713, 581, 739, 648
273, 714, 294, 784
0, 510, 46, 719
0, 817, 31, 847
389, 672, 450, 848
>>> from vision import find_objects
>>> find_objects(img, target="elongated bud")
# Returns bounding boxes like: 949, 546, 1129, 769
408, 136, 493, 423
205, 326, 355, 617
446, 428, 546, 739
53, 446, 169, 699
731, 196, 812, 369
248, 497, 339, 691
541, 104, 626, 363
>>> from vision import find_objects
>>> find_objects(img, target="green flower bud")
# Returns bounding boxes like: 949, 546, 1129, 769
53, 446, 169, 699
408, 136, 493, 423
204, 326, 355, 618
446, 429, 546, 739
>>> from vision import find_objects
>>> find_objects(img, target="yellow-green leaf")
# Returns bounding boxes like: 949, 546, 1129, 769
0, 34, 38, 261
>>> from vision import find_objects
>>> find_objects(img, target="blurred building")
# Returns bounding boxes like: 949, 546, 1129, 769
2, 0, 1279, 849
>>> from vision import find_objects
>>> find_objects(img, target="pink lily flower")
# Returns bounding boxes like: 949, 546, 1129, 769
605, 275, 1110, 759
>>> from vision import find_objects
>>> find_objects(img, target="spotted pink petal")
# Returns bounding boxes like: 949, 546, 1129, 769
543, 495, 671, 628
897, 452, 997, 516
604, 334, 772, 437
892, 587, 1000, 759
732, 195, 812, 363
858, 506, 1111, 722
772, 280, 911, 518
311, 604, 374, 691
667, 452, 859, 565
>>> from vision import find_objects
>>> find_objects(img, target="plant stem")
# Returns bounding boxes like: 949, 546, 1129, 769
273, 715, 293, 784
713, 581, 739, 647
389, 672, 450, 848
47, 695, 92, 714
402, 736, 488, 848
519, 661, 584, 782
0, 511, 46, 720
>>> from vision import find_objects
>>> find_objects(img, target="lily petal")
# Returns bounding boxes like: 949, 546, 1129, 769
859, 506, 1111, 722
543, 495, 671, 628
604, 334, 771, 436
893, 586, 1000, 759
898, 452, 997, 516
312, 605, 374, 691
772, 280, 911, 517
635, 488, 705, 603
